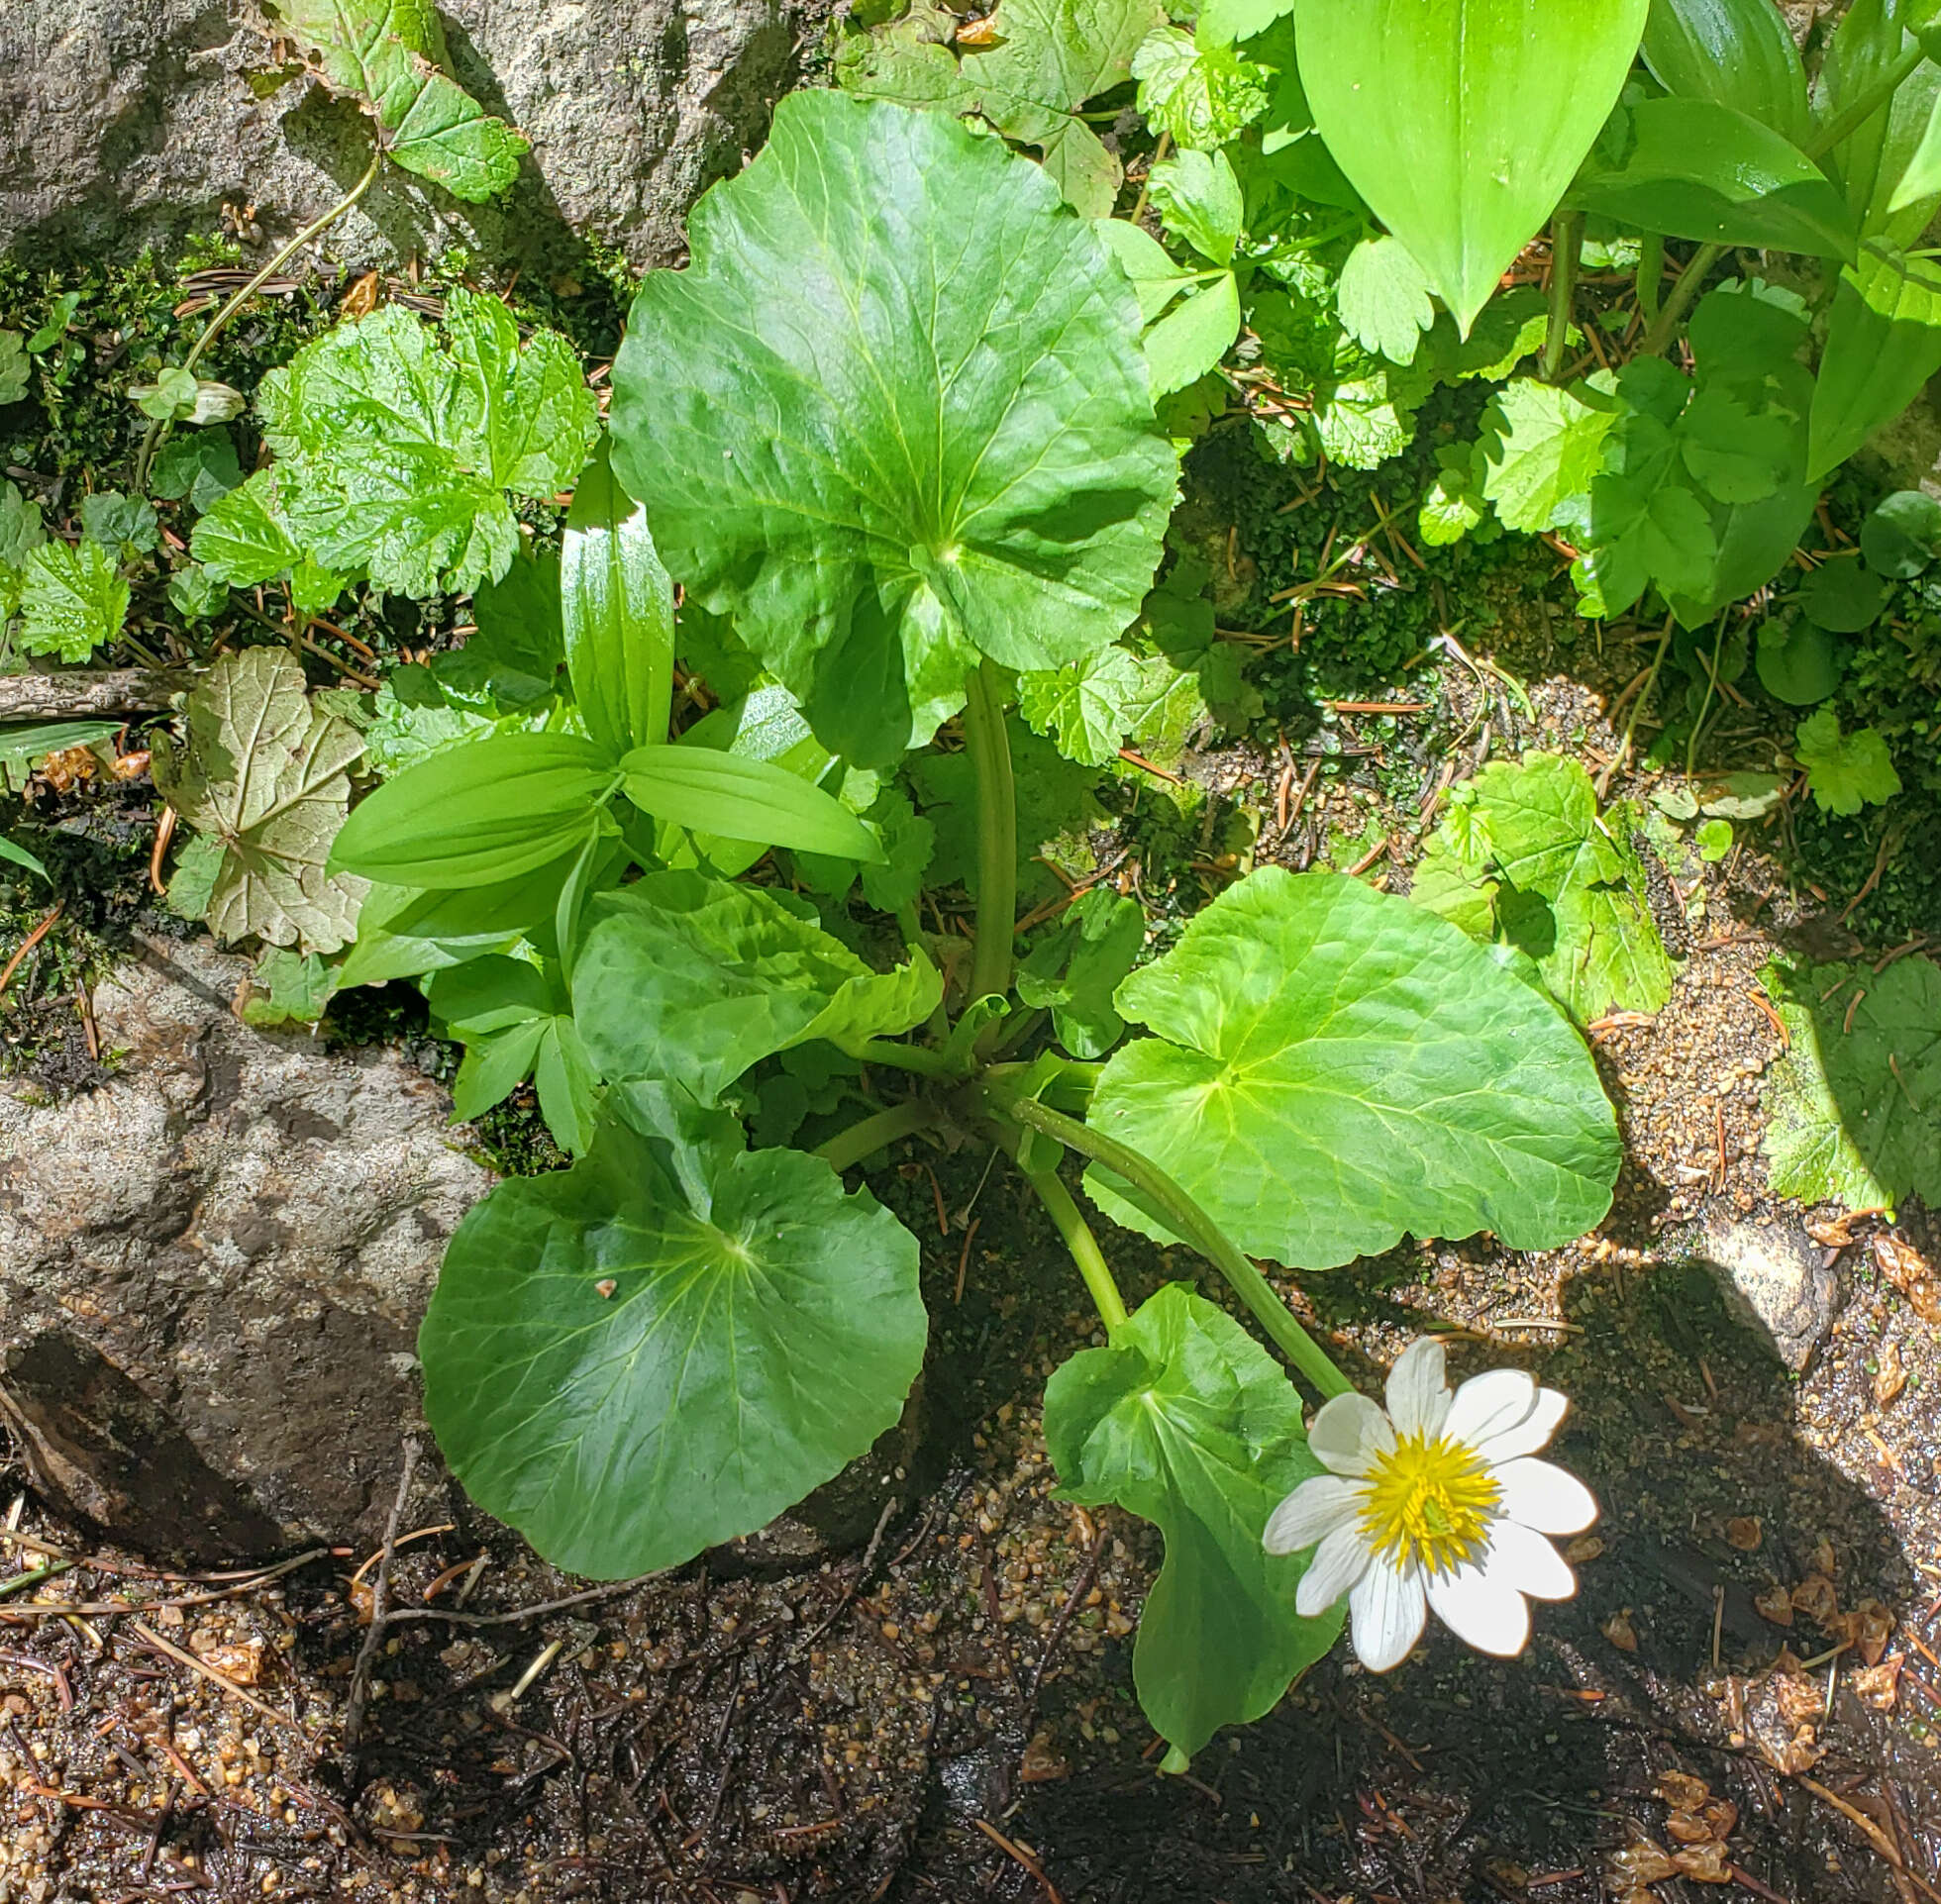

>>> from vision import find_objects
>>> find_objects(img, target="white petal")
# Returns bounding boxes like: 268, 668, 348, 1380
1296, 1521, 1372, 1617
1384, 1338, 1450, 1438
1264, 1476, 1363, 1555
1348, 1556, 1426, 1671
1493, 1455, 1598, 1535
1486, 1519, 1577, 1601
1427, 1561, 1532, 1657
1444, 1367, 1537, 1449
1475, 1387, 1569, 1464
1308, 1392, 1394, 1476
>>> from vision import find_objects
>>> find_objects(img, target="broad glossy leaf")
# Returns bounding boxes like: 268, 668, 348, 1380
421, 1086, 926, 1577
267, 0, 528, 200
329, 733, 616, 887
1764, 956, 1941, 1210
1861, 488, 1941, 575
1086, 868, 1621, 1266
610, 92, 1175, 767
1755, 619, 1844, 705
1410, 753, 1675, 1023
152, 649, 367, 952
574, 875, 941, 1103
562, 442, 673, 761
335, 872, 554, 986
1044, 1284, 1341, 1765
1808, 244, 1941, 479
248, 292, 597, 597
1642, 0, 1809, 142
1815, 0, 1941, 244
1573, 98, 1858, 258
1297, 0, 1649, 333
621, 745, 883, 861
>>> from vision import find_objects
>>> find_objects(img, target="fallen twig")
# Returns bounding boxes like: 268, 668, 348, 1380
345, 1436, 420, 1756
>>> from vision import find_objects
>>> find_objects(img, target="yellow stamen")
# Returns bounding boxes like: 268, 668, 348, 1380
1358, 1432, 1499, 1577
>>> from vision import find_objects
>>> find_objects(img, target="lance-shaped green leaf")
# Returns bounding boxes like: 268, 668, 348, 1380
1297, 0, 1649, 333
235, 292, 597, 598
621, 745, 883, 861
421, 1084, 927, 1577
1043, 1284, 1342, 1767
152, 648, 368, 952
574, 875, 941, 1104
1572, 98, 1858, 258
329, 733, 616, 887
608, 91, 1175, 767
429, 955, 601, 1154
1814, 0, 1941, 246
562, 443, 673, 761
1086, 868, 1621, 1267
1763, 956, 1941, 1211
267, 0, 528, 200
1808, 244, 1941, 479
1642, 0, 1809, 143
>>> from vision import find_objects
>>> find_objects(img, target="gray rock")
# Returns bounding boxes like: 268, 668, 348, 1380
0, 934, 489, 1560
0, 0, 826, 271
1683, 1203, 1845, 1372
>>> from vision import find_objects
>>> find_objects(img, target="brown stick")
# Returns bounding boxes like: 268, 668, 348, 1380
344, 1436, 420, 1758
0, 669, 195, 721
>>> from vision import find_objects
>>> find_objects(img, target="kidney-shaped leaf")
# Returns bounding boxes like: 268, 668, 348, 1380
1297, 0, 1648, 334
609, 90, 1175, 766
421, 1086, 926, 1578
1573, 98, 1858, 258
1085, 869, 1621, 1267
1044, 1283, 1342, 1766
575, 876, 941, 1104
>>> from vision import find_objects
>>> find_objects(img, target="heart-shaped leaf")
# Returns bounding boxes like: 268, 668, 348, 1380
421, 1086, 926, 1577
1297, 0, 1649, 333
608, 91, 1175, 766
1085, 868, 1621, 1267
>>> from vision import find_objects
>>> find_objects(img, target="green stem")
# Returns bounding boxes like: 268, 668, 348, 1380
1803, 44, 1926, 160
1686, 616, 1727, 780
989, 1091, 1351, 1400
1637, 242, 1725, 357
1024, 1164, 1130, 1335
961, 659, 1017, 1006
134, 150, 384, 489
815, 1100, 936, 1173
1636, 232, 1665, 327
856, 1037, 960, 1079
1543, 211, 1583, 382
0, 1561, 74, 1602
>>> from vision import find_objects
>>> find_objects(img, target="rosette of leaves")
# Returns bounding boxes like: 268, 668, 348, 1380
1409, 752, 1676, 1025
193, 292, 598, 601
266, 0, 528, 201
608, 91, 1176, 767
153, 648, 369, 952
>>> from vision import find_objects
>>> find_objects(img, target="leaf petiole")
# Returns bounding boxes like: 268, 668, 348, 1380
815, 1100, 939, 1173
1023, 1160, 1130, 1336
980, 1088, 1353, 1400
961, 659, 1017, 1008
855, 1037, 962, 1079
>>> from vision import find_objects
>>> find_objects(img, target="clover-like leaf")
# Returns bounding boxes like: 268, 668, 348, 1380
608, 91, 1175, 767
152, 648, 368, 952
1085, 868, 1621, 1267
1044, 1283, 1341, 1766
1763, 956, 1941, 1211
267, 0, 529, 200
574, 875, 941, 1104
420, 1085, 927, 1577
199, 293, 597, 600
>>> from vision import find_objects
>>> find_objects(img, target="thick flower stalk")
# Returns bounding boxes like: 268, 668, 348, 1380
1264, 1338, 1596, 1670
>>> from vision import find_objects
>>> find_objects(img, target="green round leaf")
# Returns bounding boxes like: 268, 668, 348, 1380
1796, 558, 1888, 633
609, 91, 1175, 767
421, 1089, 926, 1578
1086, 868, 1621, 1267
1754, 616, 1844, 706
1860, 488, 1941, 578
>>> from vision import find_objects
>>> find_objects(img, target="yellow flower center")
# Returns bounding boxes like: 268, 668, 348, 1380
1359, 1432, 1500, 1577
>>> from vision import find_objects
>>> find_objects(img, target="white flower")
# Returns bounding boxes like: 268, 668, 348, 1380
1263, 1337, 1597, 1672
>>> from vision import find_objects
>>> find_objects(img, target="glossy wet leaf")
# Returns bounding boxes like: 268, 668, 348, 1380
1133, 28, 1270, 150
1044, 1284, 1341, 1765
621, 746, 882, 860
1642, 0, 1809, 142
18, 540, 129, 661
609, 92, 1174, 767
1297, 0, 1649, 332
152, 648, 368, 952
421, 1085, 926, 1577
1861, 488, 1941, 577
1086, 868, 1621, 1267
574, 875, 941, 1104
268, 0, 528, 199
